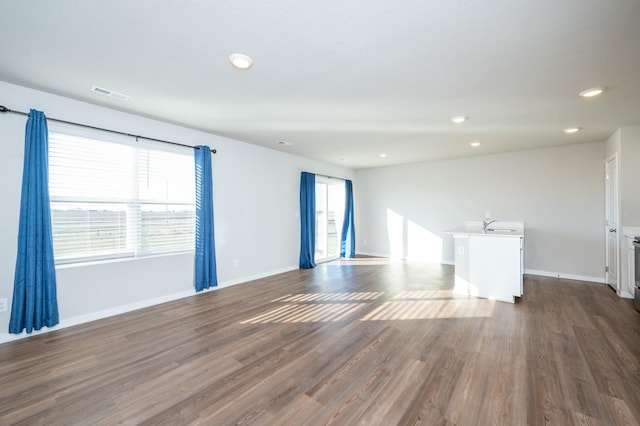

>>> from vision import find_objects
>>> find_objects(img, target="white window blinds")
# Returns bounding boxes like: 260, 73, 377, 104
48, 130, 195, 264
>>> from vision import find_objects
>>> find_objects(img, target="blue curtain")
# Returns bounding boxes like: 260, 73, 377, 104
299, 172, 316, 269
340, 179, 356, 258
9, 110, 59, 334
194, 145, 218, 292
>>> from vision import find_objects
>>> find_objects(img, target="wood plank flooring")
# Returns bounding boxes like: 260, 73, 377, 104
1, 258, 639, 425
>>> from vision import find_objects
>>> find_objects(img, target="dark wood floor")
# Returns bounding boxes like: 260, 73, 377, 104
1, 258, 639, 425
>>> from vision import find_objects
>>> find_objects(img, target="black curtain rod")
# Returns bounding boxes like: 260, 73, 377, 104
0, 105, 216, 153
315, 173, 348, 181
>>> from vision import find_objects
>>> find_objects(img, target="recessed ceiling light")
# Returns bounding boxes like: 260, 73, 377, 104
563, 127, 581, 134
470, 141, 481, 147
579, 87, 605, 98
379, 153, 387, 158
276, 140, 292, 146
451, 116, 467, 124
229, 53, 253, 69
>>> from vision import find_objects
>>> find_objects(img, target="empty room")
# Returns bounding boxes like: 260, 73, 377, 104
1, 1, 639, 425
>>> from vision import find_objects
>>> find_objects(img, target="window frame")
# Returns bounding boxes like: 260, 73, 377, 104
47, 124, 196, 265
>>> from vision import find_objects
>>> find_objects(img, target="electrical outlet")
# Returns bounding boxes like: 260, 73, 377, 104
485, 211, 491, 219
0, 298, 7, 312
232, 259, 239, 268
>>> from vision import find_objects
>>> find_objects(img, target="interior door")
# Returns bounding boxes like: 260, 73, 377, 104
605, 155, 619, 292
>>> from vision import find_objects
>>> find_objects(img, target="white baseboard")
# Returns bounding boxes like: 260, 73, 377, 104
356, 254, 603, 284
619, 290, 634, 299
0, 264, 299, 345
524, 269, 605, 284
356, 253, 605, 284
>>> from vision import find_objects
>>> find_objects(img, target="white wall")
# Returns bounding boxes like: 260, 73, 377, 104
620, 126, 640, 226
355, 142, 605, 282
0, 81, 354, 340
606, 128, 621, 158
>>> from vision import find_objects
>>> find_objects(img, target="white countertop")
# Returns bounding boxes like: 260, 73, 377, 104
623, 226, 640, 239
446, 221, 524, 238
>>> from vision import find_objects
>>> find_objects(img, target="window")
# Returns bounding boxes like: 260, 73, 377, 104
48, 128, 195, 264
315, 177, 345, 262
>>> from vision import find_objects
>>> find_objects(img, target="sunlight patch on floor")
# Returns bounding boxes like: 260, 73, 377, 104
243, 289, 496, 324
360, 299, 495, 321
393, 290, 453, 300
240, 303, 368, 324
272, 292, 383, 303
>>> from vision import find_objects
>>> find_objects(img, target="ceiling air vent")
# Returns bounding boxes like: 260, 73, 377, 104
90, 85, 130, 101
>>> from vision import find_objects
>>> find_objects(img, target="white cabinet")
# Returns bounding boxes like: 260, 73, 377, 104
449, 222, 524, 304
622, 229, 640, 298
625, 234, 637, 297
468, 235, 523, 303
629, 246, 634, 295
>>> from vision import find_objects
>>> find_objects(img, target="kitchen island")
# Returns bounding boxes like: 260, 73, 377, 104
446, 222, 524, 303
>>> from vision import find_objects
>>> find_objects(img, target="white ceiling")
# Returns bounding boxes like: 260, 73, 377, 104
1, 0, 640, 169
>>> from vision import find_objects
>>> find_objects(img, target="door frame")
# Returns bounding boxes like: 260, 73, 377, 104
604, 153, 620, 292
314, 176, 345, 264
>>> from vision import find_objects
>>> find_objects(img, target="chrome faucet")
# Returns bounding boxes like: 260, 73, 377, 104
482, 219, 496, 233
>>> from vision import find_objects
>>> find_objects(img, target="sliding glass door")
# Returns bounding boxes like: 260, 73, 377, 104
315, 177, 345, 262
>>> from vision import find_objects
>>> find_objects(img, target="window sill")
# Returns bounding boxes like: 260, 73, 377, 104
55, 250, 194, 270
